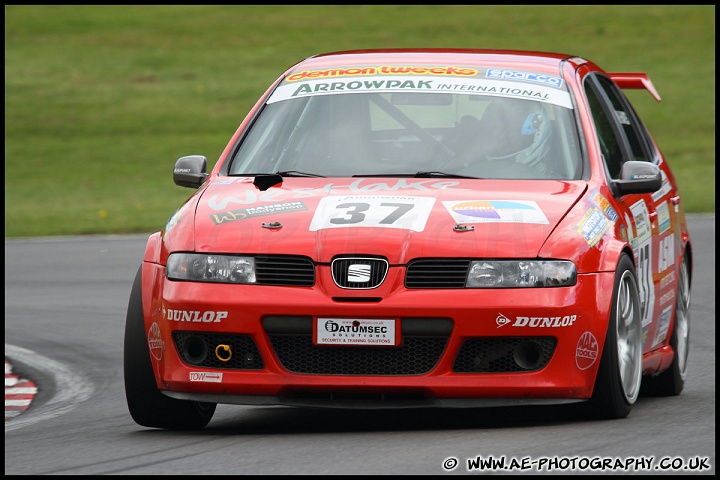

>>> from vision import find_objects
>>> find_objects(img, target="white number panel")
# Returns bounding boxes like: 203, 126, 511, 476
309, 195, 435, 232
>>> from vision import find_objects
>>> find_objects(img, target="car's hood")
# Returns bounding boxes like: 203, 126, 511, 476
192, 177, 586, 263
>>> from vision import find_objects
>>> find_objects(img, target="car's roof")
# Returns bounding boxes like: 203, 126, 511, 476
290, 48, 588, 73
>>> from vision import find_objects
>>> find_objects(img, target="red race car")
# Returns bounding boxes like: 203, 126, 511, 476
123, 49, 692, 429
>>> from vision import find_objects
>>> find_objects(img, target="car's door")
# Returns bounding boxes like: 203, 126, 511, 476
583, 74, 679, 354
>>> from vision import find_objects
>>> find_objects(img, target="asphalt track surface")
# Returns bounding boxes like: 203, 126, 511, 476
4, 215, 715, 475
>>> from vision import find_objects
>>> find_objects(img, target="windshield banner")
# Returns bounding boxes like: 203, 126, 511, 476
268, 75, 573, 109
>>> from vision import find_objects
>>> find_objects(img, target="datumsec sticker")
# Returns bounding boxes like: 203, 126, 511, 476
314, 318, 399, 346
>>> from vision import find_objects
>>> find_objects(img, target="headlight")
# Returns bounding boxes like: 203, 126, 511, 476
466, 260, 576, 288
167, 253, 256, 284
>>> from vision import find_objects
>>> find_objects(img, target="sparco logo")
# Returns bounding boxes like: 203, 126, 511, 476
324, 320, 388, 334
512, 315, 577, 327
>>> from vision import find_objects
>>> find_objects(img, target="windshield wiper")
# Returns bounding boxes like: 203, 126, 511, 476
275, 170, 326, 178
251, 170, 326, 191
414, 171, 478, 179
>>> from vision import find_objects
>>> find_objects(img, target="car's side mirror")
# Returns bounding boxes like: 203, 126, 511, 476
613, 161, 662, 195
173, 155, 208, 188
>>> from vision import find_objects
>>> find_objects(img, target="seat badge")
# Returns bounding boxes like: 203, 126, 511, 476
348, 264, 372, 283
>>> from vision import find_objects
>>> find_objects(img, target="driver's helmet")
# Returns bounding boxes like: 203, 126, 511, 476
483, 98, 553, 166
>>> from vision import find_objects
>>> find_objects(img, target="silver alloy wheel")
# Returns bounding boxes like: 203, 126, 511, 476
675, 256, 691, 380
616, 270, 642, 404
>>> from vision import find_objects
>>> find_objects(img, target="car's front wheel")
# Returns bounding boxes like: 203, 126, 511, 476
584, 253, 643, 420
123, 265, 216, 430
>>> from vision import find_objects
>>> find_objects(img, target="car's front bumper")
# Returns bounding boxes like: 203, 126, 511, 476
142, 261, 616, 406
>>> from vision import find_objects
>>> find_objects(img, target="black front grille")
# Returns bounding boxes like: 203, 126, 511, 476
255, 255, 315, 286
453, 337, 557, 373
264, 316, 452, 375
331, 257, 388, 289
173, 332, 264, 370
405, 259, 470, 288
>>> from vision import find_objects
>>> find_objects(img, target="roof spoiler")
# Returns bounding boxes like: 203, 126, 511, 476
608, 73, 661, 102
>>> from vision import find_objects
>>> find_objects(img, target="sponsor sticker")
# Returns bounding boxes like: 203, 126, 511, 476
147, 322, 163, 361
214, 178, 237, 185
657, 201, 671, 234
486, 68, 564, 88
443, 200, 549, 224
652, 305, 673, 348
210, 201, 308, 225
286, 65, 479, 81
588, 190, 618, 221
575, 331, 598, 370
206, 179, 469, 211
314, 318, 398, 346
512, 315, 578, 328
269, 75, 574, 109
496, 313, 512, 328
651, 170, 672, 202
189, 372, 223, 383
162, 305, 228, 323
163, 209, 181, 238
575, 207, 611, 247
630, 200, 654, 328
496, 313, 578, 328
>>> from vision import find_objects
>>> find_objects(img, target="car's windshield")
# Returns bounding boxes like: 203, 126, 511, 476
229, 78, 582, 180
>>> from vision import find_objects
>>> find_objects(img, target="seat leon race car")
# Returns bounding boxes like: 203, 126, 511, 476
123, 49, 692, 430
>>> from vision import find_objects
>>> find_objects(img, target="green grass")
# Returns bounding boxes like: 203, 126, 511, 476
4, 5, 715, 237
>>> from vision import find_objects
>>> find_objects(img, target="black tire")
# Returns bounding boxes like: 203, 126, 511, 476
641, 252, 691, 397
124, 265, 216, 430
578, 254, 643, 420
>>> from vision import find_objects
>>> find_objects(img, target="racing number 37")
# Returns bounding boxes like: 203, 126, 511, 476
309, 196, 435, 232
330, 202, 414, 225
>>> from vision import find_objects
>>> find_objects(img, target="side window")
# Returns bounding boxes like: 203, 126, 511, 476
584, 79, 625, 179
595, 76, 652, 164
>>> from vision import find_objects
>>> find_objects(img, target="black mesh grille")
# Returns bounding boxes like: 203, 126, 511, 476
405, 259, 470, 288
268, 336, 448, 375
453, 337, 557, 373
264, 316, 452, 375
172, 332, 264, 369
255, 255, 315, 286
